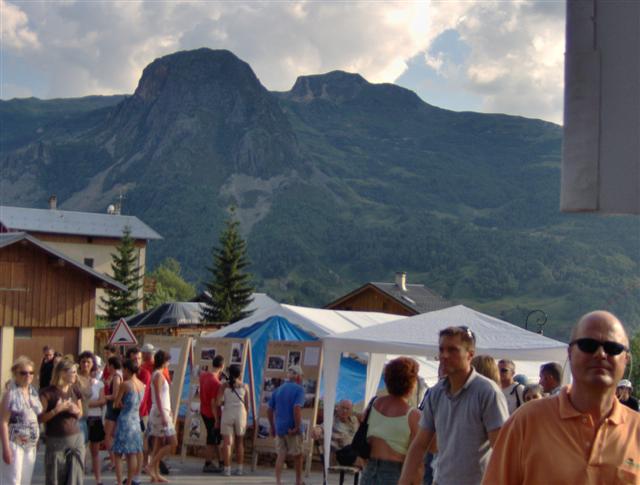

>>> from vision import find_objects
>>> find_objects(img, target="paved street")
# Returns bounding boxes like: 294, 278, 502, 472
30, 450, 332, 485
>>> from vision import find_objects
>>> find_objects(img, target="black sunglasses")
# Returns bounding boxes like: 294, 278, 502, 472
570, 338, 628, 356
19, 371, 34, 376
499, 368, 511, 374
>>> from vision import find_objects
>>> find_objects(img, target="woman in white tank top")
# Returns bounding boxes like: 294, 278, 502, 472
148, 350, 177, 483
217, 364, 249, 476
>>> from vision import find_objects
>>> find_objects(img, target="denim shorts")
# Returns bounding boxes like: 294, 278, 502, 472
360, 458, 403, 485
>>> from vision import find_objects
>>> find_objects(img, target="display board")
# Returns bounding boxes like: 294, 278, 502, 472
181, 337, 256, 457
142, 335, 191, 426
253, 341, 323, 471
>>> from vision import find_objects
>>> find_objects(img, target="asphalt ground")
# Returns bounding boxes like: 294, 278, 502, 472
30, 449, 335, 485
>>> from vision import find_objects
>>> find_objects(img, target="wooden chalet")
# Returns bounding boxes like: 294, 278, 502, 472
0, 196, 162, 315
0, 232, 126, 387
326, 272, 453, 316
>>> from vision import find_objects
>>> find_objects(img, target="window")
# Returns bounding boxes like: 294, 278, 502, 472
84, 258, 94, 268
15, 328, 32, 339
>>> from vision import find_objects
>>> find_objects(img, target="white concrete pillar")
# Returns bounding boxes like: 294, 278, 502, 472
0, 327, 15, 390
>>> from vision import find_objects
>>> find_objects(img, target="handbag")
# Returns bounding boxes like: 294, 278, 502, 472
350, 396, 377, 459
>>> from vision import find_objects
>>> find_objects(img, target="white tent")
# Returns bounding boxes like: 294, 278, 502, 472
203, 303, 402, 338
320, 304, 569, 472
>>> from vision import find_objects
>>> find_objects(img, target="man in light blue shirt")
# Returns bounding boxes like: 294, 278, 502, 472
398, 326, 508, 485
268, 365, 305, 485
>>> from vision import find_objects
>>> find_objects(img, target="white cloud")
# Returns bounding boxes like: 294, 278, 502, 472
417, 0, 565, 122
0, 0, 565, 122
1, 0, 40, 50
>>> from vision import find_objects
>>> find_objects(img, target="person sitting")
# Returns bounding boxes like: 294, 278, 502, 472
312, 399, 361, 466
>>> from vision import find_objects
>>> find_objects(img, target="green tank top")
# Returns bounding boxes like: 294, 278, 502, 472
366, 405, 412, 455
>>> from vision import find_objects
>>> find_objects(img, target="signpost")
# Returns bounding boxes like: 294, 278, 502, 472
108, 318, 138, 346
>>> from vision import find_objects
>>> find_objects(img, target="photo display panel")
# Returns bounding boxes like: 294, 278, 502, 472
254, 340, 322, 466
142, 335, 191, 426
181, 337, 256, 454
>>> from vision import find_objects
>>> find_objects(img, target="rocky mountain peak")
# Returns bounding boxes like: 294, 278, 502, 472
287, 70, 369, 103
132, 48, 264, 105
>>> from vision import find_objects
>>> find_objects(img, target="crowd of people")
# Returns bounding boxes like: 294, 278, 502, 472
1, 309, 638, 485
302, 310, 639, 485
0, 343, 180, 485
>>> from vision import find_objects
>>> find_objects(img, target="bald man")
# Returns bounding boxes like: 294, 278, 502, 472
483, 311, 640, 485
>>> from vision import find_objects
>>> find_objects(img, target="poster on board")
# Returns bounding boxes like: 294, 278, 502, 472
181, 337, 256, 456
253, 340, 322, 467
142, 335, 192, 426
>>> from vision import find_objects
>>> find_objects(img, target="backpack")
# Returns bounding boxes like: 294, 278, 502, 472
510, 383, 525, 408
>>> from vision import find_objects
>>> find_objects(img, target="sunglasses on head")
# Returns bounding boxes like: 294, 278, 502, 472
570, 338, 628, 356
459, 326, 476, 343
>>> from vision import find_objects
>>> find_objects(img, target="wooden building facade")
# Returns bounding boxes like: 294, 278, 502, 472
0, 233, 126, 387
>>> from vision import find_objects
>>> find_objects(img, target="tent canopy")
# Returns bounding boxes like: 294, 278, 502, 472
109, 292, 279, 328
320, 305, 570, 473
323, 304, 567, 361
206, 302, 401, 338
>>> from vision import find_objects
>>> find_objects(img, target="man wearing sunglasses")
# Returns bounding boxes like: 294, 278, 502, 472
399, 326, 508, 485
483, 310, 640, 485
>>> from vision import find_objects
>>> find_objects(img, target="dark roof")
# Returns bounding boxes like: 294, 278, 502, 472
0, 205, 162, 240
370, 282, 453, 314
0, 232, 127, 291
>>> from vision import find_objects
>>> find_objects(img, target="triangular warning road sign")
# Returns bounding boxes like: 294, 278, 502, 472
108, 318, 138, 346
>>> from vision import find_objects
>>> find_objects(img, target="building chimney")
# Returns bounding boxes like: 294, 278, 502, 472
48, 195, 57, 210
395, 272, 407, 292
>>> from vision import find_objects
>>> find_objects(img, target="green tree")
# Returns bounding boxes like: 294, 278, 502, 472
100, 227, 142, 320
201, 212, 254, 323
144, 258, 196, 308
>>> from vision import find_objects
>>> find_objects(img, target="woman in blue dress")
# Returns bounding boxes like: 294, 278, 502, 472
112, 358, 145, 485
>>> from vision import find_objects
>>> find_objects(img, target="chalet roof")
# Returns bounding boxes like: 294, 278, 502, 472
327, 280, 453, 315
0, 232, 127, 291
370, 282, 453, 314
0, 205, 162, 240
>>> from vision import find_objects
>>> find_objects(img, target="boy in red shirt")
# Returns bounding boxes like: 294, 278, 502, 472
199, 354, 225, 472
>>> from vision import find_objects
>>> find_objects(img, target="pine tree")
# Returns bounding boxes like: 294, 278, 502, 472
100, 226, 142, 320
201, 212, 254, 323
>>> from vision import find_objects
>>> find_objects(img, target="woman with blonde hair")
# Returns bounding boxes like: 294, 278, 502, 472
471, 355, 500, 386
40, 358, 84, 485
0, 356, 42, 485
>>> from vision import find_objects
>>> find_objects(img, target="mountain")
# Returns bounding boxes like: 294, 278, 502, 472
1, 48, 639, 339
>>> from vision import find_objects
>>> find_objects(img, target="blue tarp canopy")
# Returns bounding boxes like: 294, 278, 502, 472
226, 315, 368, 407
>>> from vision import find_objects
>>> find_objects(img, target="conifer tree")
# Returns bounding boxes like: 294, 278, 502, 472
100, 226, 142, 320
201, 211, 254, 323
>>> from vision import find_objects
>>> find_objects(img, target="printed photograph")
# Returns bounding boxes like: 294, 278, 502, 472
303, 393, 315, 409
267, 355, 285, 370
200, 348, 216, 361
263, 377, 283, 392
262, 390, 273, 404
231, 342, 243, 364
300, 419, 310, 439
302, 379, 317, 394
188, 415, 202, 441
257, 417, 271, 439
287, 350, 302, 367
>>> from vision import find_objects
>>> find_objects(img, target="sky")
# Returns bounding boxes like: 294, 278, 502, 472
1, 1, 566, 123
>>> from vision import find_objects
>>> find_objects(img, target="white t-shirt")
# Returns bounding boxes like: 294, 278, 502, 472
501, 382, 524, 415
87, 378, 104, 417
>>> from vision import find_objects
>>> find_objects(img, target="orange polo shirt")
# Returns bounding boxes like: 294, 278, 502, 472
483, 386, 640, 485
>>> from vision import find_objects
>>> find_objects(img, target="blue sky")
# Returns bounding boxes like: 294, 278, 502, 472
1, 1, 566, 123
